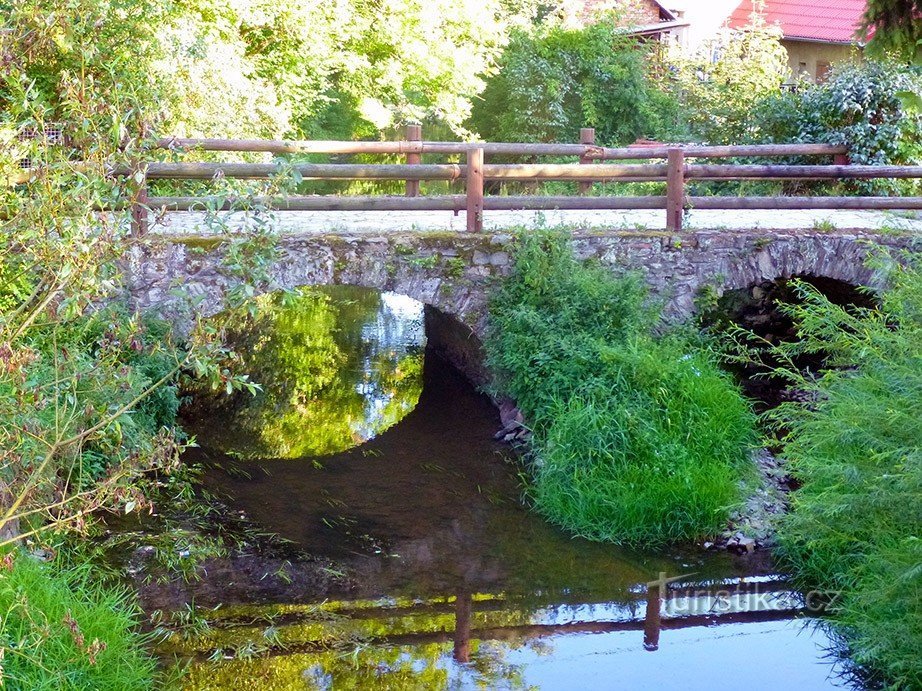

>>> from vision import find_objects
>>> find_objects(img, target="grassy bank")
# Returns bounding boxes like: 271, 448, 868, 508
0, 552, 159, 690
486, 229, 756, 547
761, 256, 922, 688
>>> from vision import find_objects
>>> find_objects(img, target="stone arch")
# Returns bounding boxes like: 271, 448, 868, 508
124, 236, 495, 388
123, 234, 501, 342
715, 235, 889, 297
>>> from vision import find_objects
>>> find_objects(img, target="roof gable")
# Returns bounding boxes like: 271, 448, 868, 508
728, 0, 866, 44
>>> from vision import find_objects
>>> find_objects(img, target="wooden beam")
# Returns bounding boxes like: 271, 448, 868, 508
134, 162, 670, 182
144, 194, 667, 213
689, 196, 922, 210
666, 148, 685, 231
405, 124, 422, 197
135, 162, 464, 180
466, 148, 484, 232
686, 164, 922, 179
578, 128, 595, 194
484, 196, 665, 210
146, 195, 465, 211
154, 137, 848, 160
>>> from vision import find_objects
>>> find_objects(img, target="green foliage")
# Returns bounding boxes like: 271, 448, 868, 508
168, 0, 511, 139
0, 552, 158, 690
747, 255, 922, 688
0, 0, 166, 139
861, 0, 922, 63
486, 229, 756, 546
155, 5, 292, 139
753, 60, 922, 192
0, 309, 184, 490
668, 14, 789, 143
0, 0, 275, 549
469, 20, 676, 144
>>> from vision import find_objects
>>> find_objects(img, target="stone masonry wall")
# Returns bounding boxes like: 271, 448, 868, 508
124, 228, 917, 343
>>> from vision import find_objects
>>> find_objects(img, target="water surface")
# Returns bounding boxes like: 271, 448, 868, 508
175, 286, 854, 690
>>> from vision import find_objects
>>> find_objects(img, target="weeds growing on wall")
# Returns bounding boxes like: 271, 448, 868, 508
487, 229, 756, 547
731, 254, 922, 688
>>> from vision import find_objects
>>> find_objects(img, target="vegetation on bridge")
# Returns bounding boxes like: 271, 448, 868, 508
487, 230, 756, 547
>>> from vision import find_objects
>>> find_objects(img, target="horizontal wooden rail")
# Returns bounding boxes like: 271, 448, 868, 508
147, 195, 465, 212
101, 194, 922, 214
689, 196, 922, 210
155, 137, 847, 160
133, 161, 670, 182
20, 161, 922, 184
686, 164, 922, 179
134, 162, 666, 181
133, 162, 463, 180
11, 130, 922, 235
145, 195, 668, 212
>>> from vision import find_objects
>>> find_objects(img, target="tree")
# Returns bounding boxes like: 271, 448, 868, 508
469, 19, 675, 144
861, 0, 922, 63
752, 59, 922, 193
668, 11, 788, 143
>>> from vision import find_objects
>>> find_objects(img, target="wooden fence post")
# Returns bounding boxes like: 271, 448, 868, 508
466, 147, 484, 233
833, 151, 849, 166
666, 147, 685, 232
406, 123, 422, 197
579, 127, 595, 195
130, 166, 149, 237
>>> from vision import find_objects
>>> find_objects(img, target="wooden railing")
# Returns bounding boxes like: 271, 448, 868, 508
13, 125, 922, 234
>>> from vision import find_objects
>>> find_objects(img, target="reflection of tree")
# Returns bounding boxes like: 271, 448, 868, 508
177, 595, 539, 691
196, 286, 424, 459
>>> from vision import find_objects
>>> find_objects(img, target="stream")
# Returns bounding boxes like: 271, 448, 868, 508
165, 286, 857, 690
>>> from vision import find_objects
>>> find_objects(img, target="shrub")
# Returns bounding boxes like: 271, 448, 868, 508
668, 12, 789, 144
487, 230, 756, 546
753, 59, 922, 193
0, 552, 158, 690
469, 20, 676, 145
760, 255, 922, 688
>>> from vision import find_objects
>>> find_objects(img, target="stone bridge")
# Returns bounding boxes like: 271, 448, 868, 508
125, 227, 916, 384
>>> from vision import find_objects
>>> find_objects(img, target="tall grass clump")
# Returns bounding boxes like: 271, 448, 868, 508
487, 229, 756, 547
757, 255, 922, 688
0, 552, 158, 690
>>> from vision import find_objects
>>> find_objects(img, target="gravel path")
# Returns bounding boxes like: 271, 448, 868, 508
148, 207, 922, 236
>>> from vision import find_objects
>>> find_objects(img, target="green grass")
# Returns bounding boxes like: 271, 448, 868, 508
754, 254, 922, 688
0, 552, 159, 690
487, 229, 756, 547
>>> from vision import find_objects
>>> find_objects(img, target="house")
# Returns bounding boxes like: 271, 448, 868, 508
727, 0, 865, 82
576, 0, 865, 82
574, 0, 690, 41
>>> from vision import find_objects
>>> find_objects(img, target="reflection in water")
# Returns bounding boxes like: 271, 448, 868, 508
644, 583, 662, 651
187, 286, 425, 459
175, 289, 854, 690
170, 585, 839, 690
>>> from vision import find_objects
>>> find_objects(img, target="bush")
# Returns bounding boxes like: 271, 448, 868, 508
469, 20, 676, 145
762, 255, 922, 687
0, 552, 158, 690
753, 60, 922, 193
487, 230, 756, 546
669, 13, 789, 144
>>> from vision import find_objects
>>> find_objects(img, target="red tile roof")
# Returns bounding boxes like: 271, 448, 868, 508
728, 0, 866, 44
